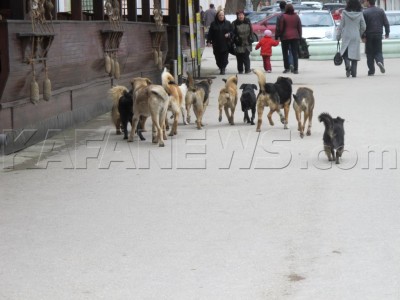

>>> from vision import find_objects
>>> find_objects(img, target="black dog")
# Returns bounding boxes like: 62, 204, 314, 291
318, 112, 345, 164
239, 83, 257, 125
118, 90, 145, 141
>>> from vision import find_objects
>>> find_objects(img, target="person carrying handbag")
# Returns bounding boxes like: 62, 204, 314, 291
336, 0, 366, 78
232, 10, 254, 74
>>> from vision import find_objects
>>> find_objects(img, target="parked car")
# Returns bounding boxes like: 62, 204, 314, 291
386, 10, 400, 39
251, 13, 280, 41
301, 1, 323, 10
251, 5, 315, 41
322, 3, 346, 14
299, 10, 337, 41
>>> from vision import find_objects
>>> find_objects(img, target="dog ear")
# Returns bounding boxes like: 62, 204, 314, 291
252, 84, 257, 90
144, 78, 152, 85
222, 79, 227, 83
239, 84, 246, 89
293, 94, 297, 101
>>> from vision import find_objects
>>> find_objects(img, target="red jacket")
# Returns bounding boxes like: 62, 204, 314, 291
255, 36, 280, 56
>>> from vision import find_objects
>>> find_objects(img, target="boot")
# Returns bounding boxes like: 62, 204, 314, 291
351, 60, 357, 77
344, 58, 351, 77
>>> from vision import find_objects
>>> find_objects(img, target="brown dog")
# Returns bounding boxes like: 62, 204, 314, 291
253, 69, 292, 132
128, 77, 169, 147
185, 73, 213, 129
293, 87, 315, 138
161, 68, 183, 136
218, 75, 238, 125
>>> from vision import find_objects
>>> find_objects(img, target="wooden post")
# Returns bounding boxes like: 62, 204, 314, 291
71, 0, 82, 20
141, 0, 150, 22
93, 0, 105, 20
127, 0, 137, 21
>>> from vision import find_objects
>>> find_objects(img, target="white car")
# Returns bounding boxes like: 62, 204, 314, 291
299, 10, 337, 41
301, 1, 323, 10
386, 10, 400, 39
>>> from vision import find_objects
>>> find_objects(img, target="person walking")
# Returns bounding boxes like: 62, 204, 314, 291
206, 10, 233, 75
336, 0, 366, 78
232, 10, 254, 74
255, 29, 280, 73
278, 4, 302, 74
203, 4, 217, 39
362, 0, 390, 76
275, 1, 294, 71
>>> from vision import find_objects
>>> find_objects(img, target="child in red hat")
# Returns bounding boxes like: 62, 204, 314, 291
255, 29, 280, 73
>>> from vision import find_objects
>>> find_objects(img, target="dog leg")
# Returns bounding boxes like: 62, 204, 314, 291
193, 104, 202, 130
218, 104, 224, 122
295, 109, 302, 137
306, 110, 313, 136
230, 106, 236, 125
244, 110, 250, 124
323, 145, 333, 161
256, 102, 264, 132
128, 116, 139, 142
224, 106, 233, 125
336, 147, 343, 164
267, 109, 275, 127
302, 111, 310, 138
283, 104, 289, 130
250, 107, 255, 125
181, 106, 188, 125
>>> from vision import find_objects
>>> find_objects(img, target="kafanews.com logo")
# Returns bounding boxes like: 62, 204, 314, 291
1, 128, 398, 170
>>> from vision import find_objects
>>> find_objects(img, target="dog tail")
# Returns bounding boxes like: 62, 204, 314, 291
109, 85, 129, 106
318, 112, 334, 131
253, 69, 266, 93
187, 72, 196, 91
161, 69, 176, 93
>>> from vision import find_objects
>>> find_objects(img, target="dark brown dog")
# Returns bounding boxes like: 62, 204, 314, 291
253, 69, 292, 132
293, 87, 315, 138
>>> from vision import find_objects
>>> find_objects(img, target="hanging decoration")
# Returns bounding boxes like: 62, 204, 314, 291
102, 0, 123, 79
20, 0, 55, 103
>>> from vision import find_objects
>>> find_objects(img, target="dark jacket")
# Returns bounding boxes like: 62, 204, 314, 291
363, 5, 390, 37
207, 17, 233, 53
279, 13, 302, 40
232, 18, 254, 53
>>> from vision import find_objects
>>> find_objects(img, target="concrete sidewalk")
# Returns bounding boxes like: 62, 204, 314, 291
1, 47, 400, 300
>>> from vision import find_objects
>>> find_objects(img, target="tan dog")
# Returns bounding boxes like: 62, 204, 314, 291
161, 68, 183, 136
218, 75, 238, 125
253, 69, 292, 132
128, 77, 169, 147
109, 85, 128, 135
185, 73, 213, 129
293, 87, 315, 138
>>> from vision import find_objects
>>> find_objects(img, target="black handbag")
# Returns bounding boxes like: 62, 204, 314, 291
333, 41, 343, 66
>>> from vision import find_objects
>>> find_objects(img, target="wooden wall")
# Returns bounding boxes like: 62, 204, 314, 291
0, 20, 195, 154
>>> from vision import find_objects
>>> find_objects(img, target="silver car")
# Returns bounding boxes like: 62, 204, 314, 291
299, 10, 337, 41
386, 10, 400, 39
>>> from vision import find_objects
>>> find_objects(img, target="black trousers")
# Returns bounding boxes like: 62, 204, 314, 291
213, 50, 229, 70
365, 34, 384, 74
236, 50, 251, 73
281, 39, 299, 71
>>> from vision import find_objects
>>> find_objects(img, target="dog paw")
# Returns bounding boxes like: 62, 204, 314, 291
284, 124, 288, 129
159, 142, 165, 147
256, 128, 261, 132
218, 116, 222, 122
306, 131, 311, 136
127, 137, 133, 142
300, 132, 304, 139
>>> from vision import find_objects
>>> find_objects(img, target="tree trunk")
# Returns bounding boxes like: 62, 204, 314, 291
224, 0, 247, 14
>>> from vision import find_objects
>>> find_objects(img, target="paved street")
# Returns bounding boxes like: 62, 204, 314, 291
1, 46, 400, 299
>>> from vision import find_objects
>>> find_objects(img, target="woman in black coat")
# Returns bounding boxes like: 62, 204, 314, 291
206, 10, 233, 75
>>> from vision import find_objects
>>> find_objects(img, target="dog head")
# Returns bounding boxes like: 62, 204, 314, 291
223, 74, 238, 86
276, 76, 293, 85
240, 84, 257, 91
131, 77, 152, 91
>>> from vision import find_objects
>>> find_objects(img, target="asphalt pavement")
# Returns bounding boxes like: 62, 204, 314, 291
1, 46, 400, 300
